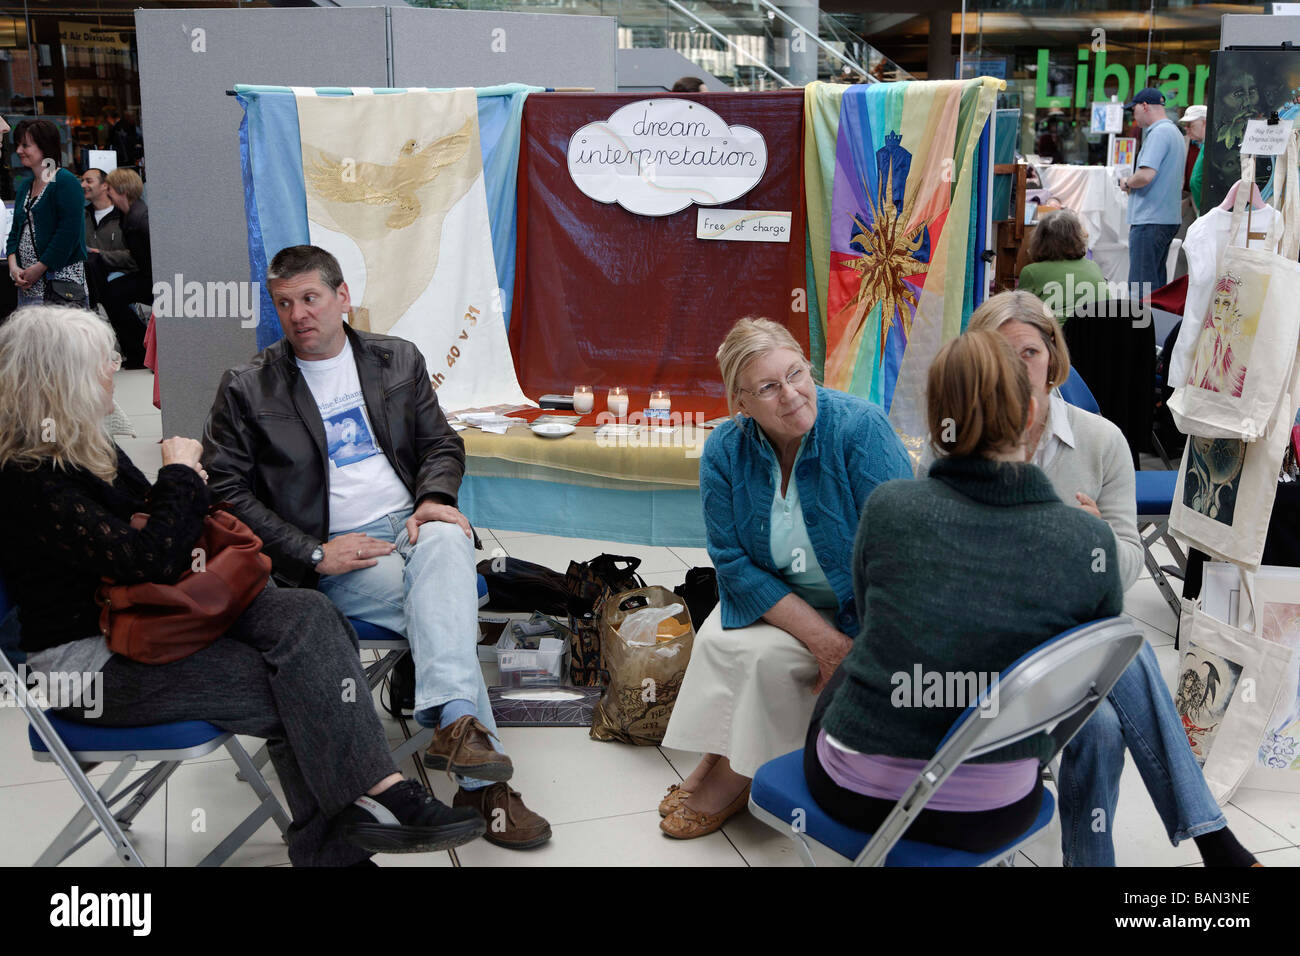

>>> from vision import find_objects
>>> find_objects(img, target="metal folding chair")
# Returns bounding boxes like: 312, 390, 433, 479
0, 582, 289, 866
1135, 469, 1186, 625
749, 616, 1145, 866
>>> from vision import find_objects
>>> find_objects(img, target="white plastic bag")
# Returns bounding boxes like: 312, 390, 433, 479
618, 603, 686, 646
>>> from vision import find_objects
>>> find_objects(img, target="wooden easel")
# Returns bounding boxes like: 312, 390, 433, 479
993, 161, 1028, 293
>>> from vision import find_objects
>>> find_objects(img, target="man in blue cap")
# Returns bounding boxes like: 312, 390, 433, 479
1119, 87, 1185, 301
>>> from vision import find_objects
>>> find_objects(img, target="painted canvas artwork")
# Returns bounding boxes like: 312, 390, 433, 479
1202, 50, 1300, 210
1176, 645, 1245, 763
1258, 601, 1300, 772
1182, 436, 1246, 525
1187, 270, 1266, 398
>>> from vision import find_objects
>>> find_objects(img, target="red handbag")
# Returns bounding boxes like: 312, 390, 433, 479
97, 509, 272, 665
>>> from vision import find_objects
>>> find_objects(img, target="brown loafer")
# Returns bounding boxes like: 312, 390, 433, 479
659, 784, 691, 817
660, 785, 750, 839
423, 715, 513, 781
454, 783, 552, 849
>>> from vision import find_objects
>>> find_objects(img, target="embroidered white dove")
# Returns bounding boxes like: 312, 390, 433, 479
299, 113, 480, 332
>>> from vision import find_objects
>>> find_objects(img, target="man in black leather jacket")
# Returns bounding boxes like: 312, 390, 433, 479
202, 245, 550, 850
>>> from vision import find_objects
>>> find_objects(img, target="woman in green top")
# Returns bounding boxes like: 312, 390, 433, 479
5, 119, 88, 308
1016, 209, 1108, 321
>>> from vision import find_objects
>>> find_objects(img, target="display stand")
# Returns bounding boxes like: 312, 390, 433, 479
993, 161, 1028, 292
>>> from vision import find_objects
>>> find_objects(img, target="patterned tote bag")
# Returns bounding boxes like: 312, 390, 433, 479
1177, 577, 1294, 802
1170, 351, 1300, 570
1169, 133, 1300, 441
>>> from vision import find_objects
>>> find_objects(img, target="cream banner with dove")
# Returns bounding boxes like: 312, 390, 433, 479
295, 88, 531, 412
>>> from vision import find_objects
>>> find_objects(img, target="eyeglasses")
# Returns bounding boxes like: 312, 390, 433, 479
741, 365, 807, 402
108, 351, 122, 371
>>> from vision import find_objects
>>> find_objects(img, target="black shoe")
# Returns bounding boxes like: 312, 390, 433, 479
336, 779, 486, 854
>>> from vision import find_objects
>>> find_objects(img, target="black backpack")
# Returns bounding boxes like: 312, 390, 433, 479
673, 567, 718, 629
476, 556, 570, 615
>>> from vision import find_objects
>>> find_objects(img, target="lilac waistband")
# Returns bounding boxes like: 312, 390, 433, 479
815, 730, 1038, 813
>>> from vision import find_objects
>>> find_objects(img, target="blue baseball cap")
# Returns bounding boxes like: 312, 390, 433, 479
1124, 87, 1166, 109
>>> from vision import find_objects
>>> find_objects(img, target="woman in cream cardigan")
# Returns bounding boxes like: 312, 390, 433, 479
658, 317, 913, 839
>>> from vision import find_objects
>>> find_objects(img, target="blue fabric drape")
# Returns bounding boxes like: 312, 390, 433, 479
234, 83, 538, 349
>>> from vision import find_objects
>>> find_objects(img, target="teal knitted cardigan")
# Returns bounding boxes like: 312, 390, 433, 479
5, 167, 88, 271
821, 456, 1123, 765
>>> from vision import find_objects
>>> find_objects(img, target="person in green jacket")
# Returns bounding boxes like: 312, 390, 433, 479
1188, 150, 1204, 215
806, 328, 1123, 852
5, 119, 88, 308
1016, 208, 1108, 322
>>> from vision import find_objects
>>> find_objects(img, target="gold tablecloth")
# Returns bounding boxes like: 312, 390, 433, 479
461, 424, 709, 488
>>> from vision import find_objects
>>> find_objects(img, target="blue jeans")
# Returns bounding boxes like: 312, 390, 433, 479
1128, 222, 1179, 300
1058, 641, 1226, 866
317, 509, 500, 791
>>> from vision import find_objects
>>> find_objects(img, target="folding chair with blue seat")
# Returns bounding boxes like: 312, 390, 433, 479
748, 616, 1145, 866
0, 579, 290, 866
1058, 369, 1185, 626
1135, 469, 1186, 625
1057, 367, 1100, 415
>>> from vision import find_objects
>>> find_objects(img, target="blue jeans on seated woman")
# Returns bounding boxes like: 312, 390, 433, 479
316, 508, 500, 792
1058, 640, 1225, 866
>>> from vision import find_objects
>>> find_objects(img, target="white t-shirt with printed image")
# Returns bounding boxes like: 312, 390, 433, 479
295, 340, 414, 534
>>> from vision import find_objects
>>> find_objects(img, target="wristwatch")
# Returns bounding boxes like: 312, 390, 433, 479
310, 545, 325, 567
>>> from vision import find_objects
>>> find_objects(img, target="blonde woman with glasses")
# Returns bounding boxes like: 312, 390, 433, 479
658, 317, 913, 839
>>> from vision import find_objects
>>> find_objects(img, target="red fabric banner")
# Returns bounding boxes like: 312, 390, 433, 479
509, 91, 808, 414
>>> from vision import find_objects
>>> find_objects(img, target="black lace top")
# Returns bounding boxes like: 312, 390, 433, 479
0, 448, 210, 654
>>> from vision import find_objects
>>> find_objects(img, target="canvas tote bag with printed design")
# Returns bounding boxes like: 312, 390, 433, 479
1170, 352, 1300, 570
1177, 577, 1295, 802
1169, 133, 1300, 441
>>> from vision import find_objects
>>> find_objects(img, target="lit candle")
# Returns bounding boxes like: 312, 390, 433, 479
649, 389, 671, 412
573, 386, 594, 414
607, 387, 629, 418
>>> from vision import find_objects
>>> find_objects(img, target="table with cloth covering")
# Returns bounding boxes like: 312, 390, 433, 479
457, 406, 720, 547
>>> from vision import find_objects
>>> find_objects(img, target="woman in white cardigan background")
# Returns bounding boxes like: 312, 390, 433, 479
959, 291, 1256, 867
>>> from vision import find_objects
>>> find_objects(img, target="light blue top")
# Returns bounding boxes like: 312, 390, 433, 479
698, 386, 914, 637
766, 435, 838, 609
1130, 118, 1185, 225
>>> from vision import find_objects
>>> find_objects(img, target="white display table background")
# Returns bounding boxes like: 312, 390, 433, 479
1038, 164, 1131, 289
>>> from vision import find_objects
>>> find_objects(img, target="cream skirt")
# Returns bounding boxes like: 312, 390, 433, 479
661, 604, 821, 778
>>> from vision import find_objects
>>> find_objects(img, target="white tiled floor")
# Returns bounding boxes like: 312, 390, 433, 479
2, 369, 1295, 867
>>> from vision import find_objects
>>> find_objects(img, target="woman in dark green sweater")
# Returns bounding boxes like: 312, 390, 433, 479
805, 329, 1123, 852
5, 119, 88, 308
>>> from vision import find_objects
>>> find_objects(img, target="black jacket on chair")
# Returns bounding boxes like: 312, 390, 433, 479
201, 325, 466, 588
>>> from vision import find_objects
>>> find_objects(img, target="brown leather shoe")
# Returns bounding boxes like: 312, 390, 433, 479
423, 715, 513, 781
659, 785, 750, 839
454, 783, 552, 849
659, 784, 691, 817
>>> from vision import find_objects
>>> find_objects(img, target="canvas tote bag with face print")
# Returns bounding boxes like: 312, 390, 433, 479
1168, 134, 1300, 441
1170, 350, 1300, 571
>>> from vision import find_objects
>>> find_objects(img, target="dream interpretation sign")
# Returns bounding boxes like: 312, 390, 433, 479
567, 99, 768, 216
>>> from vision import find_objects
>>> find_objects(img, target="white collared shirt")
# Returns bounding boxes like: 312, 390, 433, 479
1030, 389, 1076, 472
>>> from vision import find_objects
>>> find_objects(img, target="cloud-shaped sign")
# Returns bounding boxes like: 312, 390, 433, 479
568, 99, 767, 217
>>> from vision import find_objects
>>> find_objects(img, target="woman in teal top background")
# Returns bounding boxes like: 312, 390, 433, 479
1016, 208, 1107, 321
659, 317, 913, 840
5, 118, 88, 308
